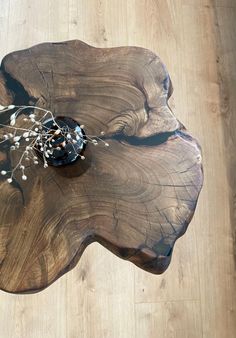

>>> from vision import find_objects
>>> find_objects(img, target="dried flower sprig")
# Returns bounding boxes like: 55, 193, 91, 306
0, 104, 109, 183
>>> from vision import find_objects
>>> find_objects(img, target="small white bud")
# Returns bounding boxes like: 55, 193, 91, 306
25, 157, 30, 161
34, 160, 39, 164
105, 143, 109, 147
7, 178, 12, 183
54, 129, 61, 135
81, 156, 85, 160
22, 175, 27, 181
10, 145, 16, 150
67, 133, 71, 139
26, 146, 31, 151
20, 165, 25, 169
80, 124, 84, 129
34, 128, 39, 132
8, 105, 15, 109
10, 113, 16, 121
44, 163, 48, 168
10, 119, 16, 126
23, 132, 29, 138
13, 136, 21, 142
1, 170, 7, 175
100, 131, 105, 135
26, 138, 30, 142
3, 135, 8, 140
8, 133, 13, 138
29, 114, 35, 119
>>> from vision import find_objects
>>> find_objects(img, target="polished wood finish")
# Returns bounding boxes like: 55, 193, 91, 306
0, 40, 203, 293
0, 1, 235, 337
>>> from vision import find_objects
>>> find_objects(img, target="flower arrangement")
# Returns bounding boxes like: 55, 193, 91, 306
0, 104, 109, 183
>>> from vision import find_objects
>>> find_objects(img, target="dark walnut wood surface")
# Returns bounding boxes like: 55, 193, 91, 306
0, 40, 203, 294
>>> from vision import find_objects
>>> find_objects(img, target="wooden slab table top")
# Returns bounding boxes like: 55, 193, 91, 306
0, 40, 203, 294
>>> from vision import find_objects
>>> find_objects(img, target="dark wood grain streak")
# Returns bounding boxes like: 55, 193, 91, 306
0, 40, 203, 293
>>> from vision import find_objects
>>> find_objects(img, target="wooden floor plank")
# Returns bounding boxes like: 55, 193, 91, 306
135, 223, 200, 302
181, 4, 236, 337
135, 301, 203, 338
0, 1, 235, 337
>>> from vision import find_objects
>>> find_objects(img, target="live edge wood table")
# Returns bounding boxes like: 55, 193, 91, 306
0, 40, 203, 294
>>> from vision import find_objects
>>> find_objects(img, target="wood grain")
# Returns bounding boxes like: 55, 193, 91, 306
0, 40, 203, 293
0, 0, 235, 337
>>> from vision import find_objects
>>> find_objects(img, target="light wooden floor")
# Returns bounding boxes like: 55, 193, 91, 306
0, 1, 236, 337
